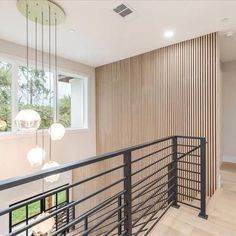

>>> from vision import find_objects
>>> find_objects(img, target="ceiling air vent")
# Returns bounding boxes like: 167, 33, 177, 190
113, 3, 133, 18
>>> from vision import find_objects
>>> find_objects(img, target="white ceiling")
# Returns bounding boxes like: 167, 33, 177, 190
1, 0, 236, 67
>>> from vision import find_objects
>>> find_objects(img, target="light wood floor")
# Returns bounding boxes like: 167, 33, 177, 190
149, 162, 236, 236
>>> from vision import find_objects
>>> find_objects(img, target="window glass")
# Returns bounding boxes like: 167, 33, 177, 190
57, 190, 67, 205
58, 74, 87, 129
10, 186, 69, 233
11, 206, 26, 226
28, 201, 41, 218
0, 61, 12, 132
18, 66, 53, 129
58, 75, 71, 128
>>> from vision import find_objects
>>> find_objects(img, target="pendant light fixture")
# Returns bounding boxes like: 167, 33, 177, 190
15, 2, 41, 132
49, 15, 65, 141
27, 13, 46, 167
17, 0, 65, 172
42, 160, 60, 182
43, 7, 60, 183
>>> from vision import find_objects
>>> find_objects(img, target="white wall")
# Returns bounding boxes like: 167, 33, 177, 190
0, 39, 96, 235
222, 60, 236, 163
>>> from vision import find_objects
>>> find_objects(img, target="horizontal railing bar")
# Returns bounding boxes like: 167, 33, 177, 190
132, 181, 174, 214
0, 164, 125, 216
103, 218, 126, 236
176, 135, 203, 140
177, 144, 199, 148
178, 152, 200, 157
8, 181, 125, 236
178, 146, 201, 161
178, 200, 201, 210
89, 205, 123, 225
134, 198, 173, 236
178, 193, 200, 201
133, 162, 174, 189
132, 170, 171, 196
132, 153, 173, 176
178, 168, 200, 175
81, 204, 125, 236
0, 136, 174, 191
177, 184, 200, 192
53, 190, 124, 234
132, 177, 174, 203
132, 186, 174, 226
131, 145, 173, 164
142, 201, 173, 236
177, 176, 201, 183
178, 160, 200, 165
89, 217, 122, 235
89, 201, 120, 221
133, 197, 169, 216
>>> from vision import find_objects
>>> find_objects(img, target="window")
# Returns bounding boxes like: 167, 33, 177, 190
0, 61, 12, 132
18, 66, 54, 129
58, 74, 88, 129
0, 56, 88, 133
9, 187, 69, 234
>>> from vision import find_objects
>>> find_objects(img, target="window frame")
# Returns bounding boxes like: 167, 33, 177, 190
0, 54, 89, 136
9, 185, 69, 233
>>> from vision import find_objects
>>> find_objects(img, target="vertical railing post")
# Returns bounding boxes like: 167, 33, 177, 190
123, 151, 132, 236
171, 136, 179, 208
118, 195, 122, 235
198, 138, 208, 219
84, 216, 88, 235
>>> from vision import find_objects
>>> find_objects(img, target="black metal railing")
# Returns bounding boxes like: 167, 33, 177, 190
0, 135, 208, 236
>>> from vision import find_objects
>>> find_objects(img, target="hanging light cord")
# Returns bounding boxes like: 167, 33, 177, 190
42, 12, 45, 155
35, 16, 38, 145
55, 16, 58, 122
49, 6, 52, 161
26, 4, 29, 105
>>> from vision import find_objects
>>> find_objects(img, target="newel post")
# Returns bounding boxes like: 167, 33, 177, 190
198, 138, 208, 219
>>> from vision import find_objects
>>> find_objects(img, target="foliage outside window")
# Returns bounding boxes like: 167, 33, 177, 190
10, 188, 68, 231
0, 61, 12, 131
0, 58, 87, 133
18, 66, 53, 129
58, 78, 71, 128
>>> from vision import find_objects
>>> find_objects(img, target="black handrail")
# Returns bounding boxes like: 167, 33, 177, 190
0, 135, 208, 236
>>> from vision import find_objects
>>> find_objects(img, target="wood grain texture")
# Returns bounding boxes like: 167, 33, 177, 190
95, 33, 220, 197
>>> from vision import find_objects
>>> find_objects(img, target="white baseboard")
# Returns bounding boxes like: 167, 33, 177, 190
223, 155, 236, 163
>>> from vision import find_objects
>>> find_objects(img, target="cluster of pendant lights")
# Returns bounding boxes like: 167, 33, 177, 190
15, 1, 66, 179
16, 0, 67, 234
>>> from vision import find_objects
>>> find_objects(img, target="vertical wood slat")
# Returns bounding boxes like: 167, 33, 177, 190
95, 33, 219, 197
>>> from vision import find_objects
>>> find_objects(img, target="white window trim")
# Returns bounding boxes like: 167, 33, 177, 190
0, 54, 89, 137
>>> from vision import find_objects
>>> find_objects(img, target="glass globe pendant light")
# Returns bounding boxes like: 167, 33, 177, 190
27, 146, 45, 167
48, 122, 65, 140
15, 109, 41, 131
15, 3, 41, 132
49, 15, 65, 141
42, 160, 60, 183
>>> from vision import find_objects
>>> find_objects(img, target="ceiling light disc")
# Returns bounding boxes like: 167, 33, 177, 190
17, 0, 65, 25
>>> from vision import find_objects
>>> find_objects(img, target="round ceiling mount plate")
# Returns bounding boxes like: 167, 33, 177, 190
17, 0, 65, 25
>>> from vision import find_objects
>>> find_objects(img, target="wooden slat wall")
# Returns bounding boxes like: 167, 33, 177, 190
95, 33, 220, 196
